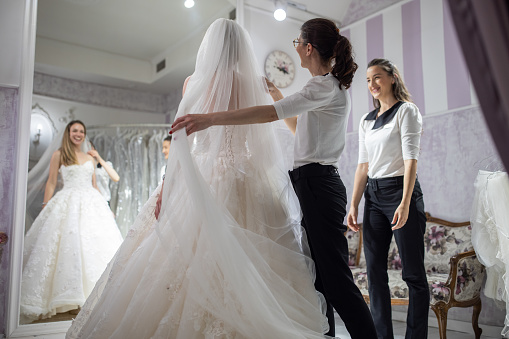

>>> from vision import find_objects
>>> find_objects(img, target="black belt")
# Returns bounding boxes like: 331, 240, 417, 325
289, 163, 338, 181
367, 176, 404, 191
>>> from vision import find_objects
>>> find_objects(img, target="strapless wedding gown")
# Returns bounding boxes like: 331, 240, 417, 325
20, 161, 123, 323
66, 126, 329, 339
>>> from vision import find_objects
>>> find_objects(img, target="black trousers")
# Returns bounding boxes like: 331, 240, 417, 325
289, 163, 377, 339
363, 176, 428, 339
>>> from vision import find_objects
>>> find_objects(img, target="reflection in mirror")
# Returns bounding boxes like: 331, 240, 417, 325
86, 124, 171, 236
19, 0, 235, 327
21, 119, 124, 324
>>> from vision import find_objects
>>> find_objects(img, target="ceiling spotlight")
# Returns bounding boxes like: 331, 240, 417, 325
184, 0, 195, 8
273, 0, 287, 21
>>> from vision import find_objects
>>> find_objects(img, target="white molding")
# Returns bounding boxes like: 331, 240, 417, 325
7, 322, 69, 339
0, 83, 19, 89
340, 0, 415, 30
5, 0, 70, 337
392, 311, 504, 338
236, 0, 245, 27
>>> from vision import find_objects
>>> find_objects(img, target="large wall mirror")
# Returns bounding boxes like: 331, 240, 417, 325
8, 0, 237, 337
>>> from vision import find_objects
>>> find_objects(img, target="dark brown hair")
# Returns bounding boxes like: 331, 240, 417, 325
60, 120, 86, 166
300, 18, 358, 89
367, 58, 412, 109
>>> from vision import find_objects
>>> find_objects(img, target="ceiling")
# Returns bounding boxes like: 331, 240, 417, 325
35, 0, 353, 95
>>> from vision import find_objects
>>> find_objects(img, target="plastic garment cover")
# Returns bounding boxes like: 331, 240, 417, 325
66, 18, 329, 339
471, 170, 509, 337
88, 127, 168, 236
148, 130, 166, 190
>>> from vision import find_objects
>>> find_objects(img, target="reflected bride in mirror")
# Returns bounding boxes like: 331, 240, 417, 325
20, 120, 123, 324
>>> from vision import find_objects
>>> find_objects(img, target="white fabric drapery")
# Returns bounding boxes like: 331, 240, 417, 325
471, 170, 509, 337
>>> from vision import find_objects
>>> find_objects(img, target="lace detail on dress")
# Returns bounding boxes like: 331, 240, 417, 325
21, 161, 123, 324
186, 306, 236, 339
60, 161, 95, 189
224, 126, 235, 165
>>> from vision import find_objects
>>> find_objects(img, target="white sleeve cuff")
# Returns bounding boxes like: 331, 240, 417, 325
273, 101, 286, 120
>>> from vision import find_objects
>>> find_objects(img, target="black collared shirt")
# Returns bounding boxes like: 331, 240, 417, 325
364, 101, 405, 130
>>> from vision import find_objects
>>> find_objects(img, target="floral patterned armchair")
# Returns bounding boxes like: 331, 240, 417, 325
346, 213, 486, 339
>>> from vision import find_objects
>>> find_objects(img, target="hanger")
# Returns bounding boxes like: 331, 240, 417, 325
474, 153, 506, 173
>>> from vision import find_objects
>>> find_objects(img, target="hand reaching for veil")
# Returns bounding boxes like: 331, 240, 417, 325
171, 114, 212, 136
265, 78, 284, 101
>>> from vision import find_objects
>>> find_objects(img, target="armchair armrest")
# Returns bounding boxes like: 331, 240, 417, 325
445, 250, 485, 303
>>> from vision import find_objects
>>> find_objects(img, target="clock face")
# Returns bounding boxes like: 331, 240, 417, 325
264, 50, 295, 88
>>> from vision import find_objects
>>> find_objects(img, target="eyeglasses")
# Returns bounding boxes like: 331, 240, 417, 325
292, 38, 302, 48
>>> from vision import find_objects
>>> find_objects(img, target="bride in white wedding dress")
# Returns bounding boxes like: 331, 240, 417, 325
66, 19, 329, 338
21, 120, 123, 323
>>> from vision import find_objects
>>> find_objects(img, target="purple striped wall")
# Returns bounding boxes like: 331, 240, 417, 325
366, 14, 384, 111
442, 0, 471, 109
402, 0, 426, 115
342, 29, 355, 133
366, 15, 384, 61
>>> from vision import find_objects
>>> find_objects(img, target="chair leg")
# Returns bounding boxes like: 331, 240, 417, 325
472, 298, 483, 339
431, 303, 449, 339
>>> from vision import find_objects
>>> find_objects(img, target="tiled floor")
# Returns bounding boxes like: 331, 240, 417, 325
334, 315, 502, 339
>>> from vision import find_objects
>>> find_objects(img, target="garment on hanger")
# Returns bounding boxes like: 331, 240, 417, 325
471, 170, 509, 337
88, 125, 170, 237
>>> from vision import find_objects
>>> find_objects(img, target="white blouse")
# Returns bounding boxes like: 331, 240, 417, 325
273, 73, 349, 169
358, 101, 422, 179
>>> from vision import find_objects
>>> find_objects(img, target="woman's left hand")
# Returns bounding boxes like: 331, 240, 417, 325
171, 114, 211, 136
87, 149, 101, 160
265, 77, 284, 101
391, 204, 410, 230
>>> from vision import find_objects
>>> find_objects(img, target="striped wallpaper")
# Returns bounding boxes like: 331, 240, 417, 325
341, 0, 478, 133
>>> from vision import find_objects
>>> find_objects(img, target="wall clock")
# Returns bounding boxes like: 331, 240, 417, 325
264, 50, 295, 88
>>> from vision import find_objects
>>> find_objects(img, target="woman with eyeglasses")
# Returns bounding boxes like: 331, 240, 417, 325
171, 18, 377, 339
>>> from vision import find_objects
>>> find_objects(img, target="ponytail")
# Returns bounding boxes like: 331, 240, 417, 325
301, 18, 358, 89
332, 35, 358, 89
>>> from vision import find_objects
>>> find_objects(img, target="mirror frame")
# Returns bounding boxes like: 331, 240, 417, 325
4, 0, 73, 337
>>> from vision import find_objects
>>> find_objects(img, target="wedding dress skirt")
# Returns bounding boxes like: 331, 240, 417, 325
21, 161, 123, 323
66, 127, 328, 339
471, 170, 509, 337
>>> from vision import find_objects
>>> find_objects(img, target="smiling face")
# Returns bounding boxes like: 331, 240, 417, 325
366, 65, 395, 102
69, 123, 86, 147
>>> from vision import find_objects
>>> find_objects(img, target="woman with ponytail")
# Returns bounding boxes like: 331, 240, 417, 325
171, 18, 377, 339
